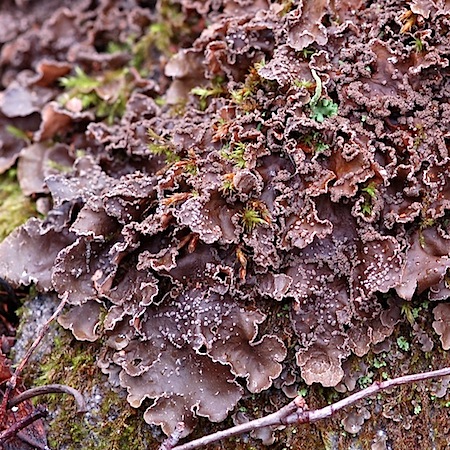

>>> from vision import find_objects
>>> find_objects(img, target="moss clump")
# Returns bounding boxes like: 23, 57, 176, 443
59, 67, 132, 124
0, 168, 37, 242
33, 329, 159, 450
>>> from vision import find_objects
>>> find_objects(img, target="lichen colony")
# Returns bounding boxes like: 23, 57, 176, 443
1, 0, 450, 438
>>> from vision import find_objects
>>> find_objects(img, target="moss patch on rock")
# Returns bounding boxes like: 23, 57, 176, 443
0, 168, 36, 242
30, 327, 161, 450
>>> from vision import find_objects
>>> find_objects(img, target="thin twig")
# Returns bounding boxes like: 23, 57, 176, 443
8, 384, 87, 414
0, 405, 47, 443
0, 294, 68, 420
172, 366, 450, 450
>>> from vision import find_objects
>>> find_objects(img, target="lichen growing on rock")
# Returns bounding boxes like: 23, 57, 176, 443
1, 0, 450, 443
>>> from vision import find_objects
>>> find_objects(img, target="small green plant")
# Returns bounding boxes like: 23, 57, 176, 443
297, 387, 308, 397
301, 47, 315, 59
361, 203, 372, 215
0, 169, 37, 241
358, 372, 374, 389
219, 173, 236, 196
130, 1, 189, 70
147, 128, 180, 164
310, 98, 338, 122
191, 83, 225, 110
221, 142, 247, 169
397, 336, 410, 352
241, 209, 267, 232
302, 131, 330, 154
360, 181, 378, 216
6, 125, 31, 143
373, 357, 387, 369
59, 67, 131, 124
60, 66, 101, 91
230, 88, 253, 104
240, 201, 271, 232
413, 402, 422, 415
230, 61, 265, 107
362, 182, 377, 199
309, 69, 338, 122
293, 79, 314, 89
276, 303, 290, 318
401, 302, 416, 326
106, 40, 131, 54
412, 37, 424, 53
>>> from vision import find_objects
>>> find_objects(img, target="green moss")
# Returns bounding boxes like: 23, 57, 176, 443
397, 336, 410, 352
240, 203, 271, 232
309, 69, 338, 122
301, 131, 330, 155
359, 181, 379, 216
147, 128, 180, 164
361, 182, 377, 199
221, 142, 247, 169
191, 83, 225, 110
32, 329, 159, 450
0, 168, 37, 242
131, 0, 199, 71
6, 125, 31, 143
412, 37, 424, 53
230, 62, 268, 111
293, 79, 314, 89
59, 67, 133, 124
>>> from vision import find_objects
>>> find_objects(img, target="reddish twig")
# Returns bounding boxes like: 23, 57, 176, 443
0, 294, 68, 421
172, 366, 450, 450
0, 405, 47, 443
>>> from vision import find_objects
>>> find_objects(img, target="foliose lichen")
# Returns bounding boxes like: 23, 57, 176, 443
1, 0, 450, 442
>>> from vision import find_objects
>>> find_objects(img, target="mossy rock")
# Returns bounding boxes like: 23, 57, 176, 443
0, 169, 37, 243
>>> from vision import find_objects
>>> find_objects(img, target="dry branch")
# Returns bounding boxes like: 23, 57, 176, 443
172, 366, 450, 450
